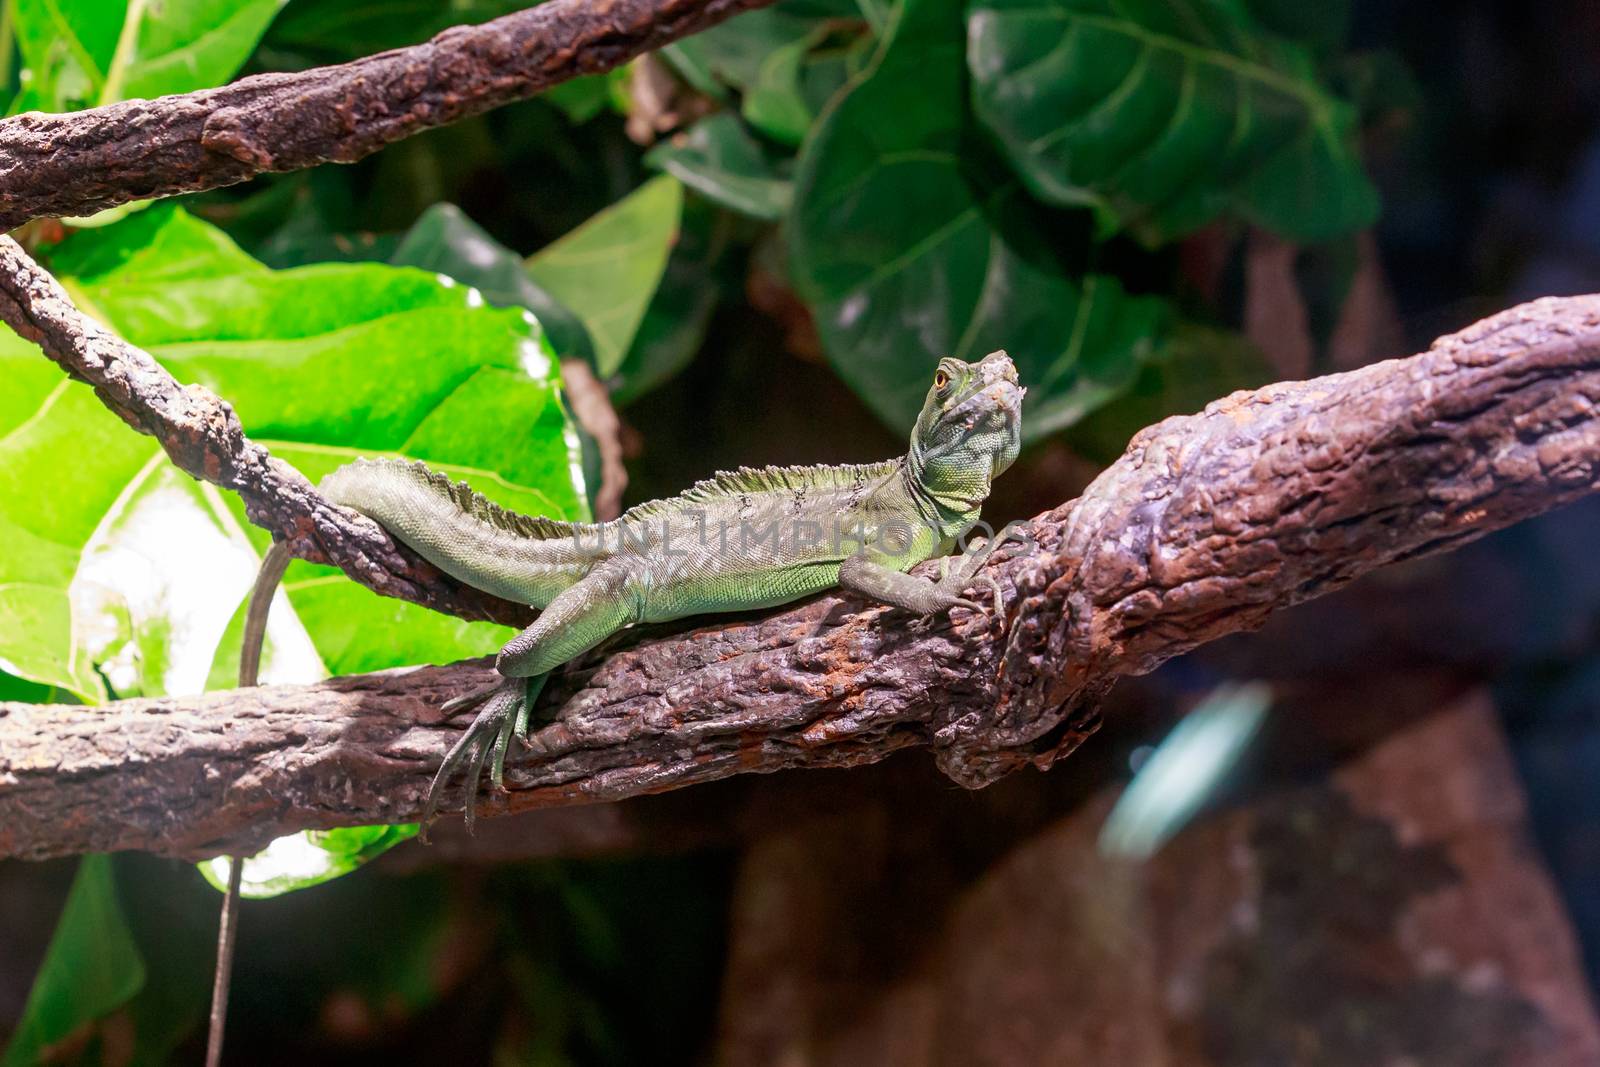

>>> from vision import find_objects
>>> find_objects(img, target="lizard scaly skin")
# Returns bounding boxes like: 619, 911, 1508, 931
240, 351, 1027, 830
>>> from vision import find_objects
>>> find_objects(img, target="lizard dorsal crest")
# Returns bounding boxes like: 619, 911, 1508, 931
327, 458, 590, 540
620, 460, 902, 521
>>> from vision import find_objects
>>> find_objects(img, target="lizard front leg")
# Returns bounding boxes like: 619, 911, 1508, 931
839, 520, 1031, 615
423, 559, 640, 835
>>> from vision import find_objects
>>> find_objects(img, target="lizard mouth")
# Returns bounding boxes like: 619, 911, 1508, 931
971, 352, 1025, 419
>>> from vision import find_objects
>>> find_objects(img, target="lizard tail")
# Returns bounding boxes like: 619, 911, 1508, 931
320, 457, 584, 605
207, 539, 292, 1067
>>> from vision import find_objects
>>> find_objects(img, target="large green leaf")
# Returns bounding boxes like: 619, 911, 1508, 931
967, 0, 1378, 243
0, 331, 159, 699
526, 175, 683, 378
0, 205, 586, 703
1, 856, 145, 1067
10, 0, 286, 113
790, 0, 1171, 440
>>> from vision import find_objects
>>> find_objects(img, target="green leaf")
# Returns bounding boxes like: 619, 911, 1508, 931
525, 175, 684, 378
2, 856, 145, 1067
1, 204, 591, 889
0, 668, 71, 703
742, 30, 820, 145
790, 0, 1171, 440
392, 202, 596, 363
11, 0, 286, 113
967, 0, 1378, 243
0, 205, 586, 702
0, 331, 158, 699
543, 69, 630, 125
646, 113, 793, 221
610, 197, 727, 405
198, 824, 421, 898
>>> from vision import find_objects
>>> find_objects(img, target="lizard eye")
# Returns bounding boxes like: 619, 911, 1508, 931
933, 369, 950, 391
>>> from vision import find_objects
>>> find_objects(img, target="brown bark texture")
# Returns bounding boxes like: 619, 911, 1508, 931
3, 289, 1600, 861
0, 0, 774, 230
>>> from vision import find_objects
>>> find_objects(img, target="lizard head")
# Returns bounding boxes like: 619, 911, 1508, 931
909, 350, 1025, 510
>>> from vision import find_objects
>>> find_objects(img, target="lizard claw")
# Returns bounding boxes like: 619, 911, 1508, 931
420, 679, 521, 840
439, 684, 499, 716
963, 574, 1004, 617
420, 675, 552, 841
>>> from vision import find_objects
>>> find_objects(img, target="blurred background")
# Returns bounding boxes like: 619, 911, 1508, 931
4, 0, 1600, 1062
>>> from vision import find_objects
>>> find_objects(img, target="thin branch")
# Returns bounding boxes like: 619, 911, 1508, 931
4, 294, 1600, 861
0, 0, 774, 230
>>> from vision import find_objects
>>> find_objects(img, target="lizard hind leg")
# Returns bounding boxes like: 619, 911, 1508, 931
423, 561, 638, 837
420, 680, 523, 839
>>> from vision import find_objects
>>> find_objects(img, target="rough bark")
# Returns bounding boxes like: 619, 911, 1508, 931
4, 295, 1600, 860
0, 0, 774, 230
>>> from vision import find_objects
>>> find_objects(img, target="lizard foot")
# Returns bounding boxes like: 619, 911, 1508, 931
421, 674, 548, 839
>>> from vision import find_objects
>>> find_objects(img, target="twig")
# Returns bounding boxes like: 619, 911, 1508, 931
3, 294, 1600, 860
0, 0, 774, 230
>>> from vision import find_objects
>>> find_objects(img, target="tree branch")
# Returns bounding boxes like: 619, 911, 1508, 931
0, 0, 774, 231
3, 294, 1600, 861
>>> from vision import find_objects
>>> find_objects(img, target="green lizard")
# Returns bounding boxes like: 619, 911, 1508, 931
213, 351, 1023, 1064
238, 350, 1027, 830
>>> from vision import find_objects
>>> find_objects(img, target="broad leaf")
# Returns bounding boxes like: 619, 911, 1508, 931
1, 856, 145, 1067
0, 205, 589, 892
0, 331, 159, 699
611, 196, 728, 405
526, 175, 683, 378
646, 113, 793, 221
0, 205, 587, 704
967, 0, 1378, 243
790, 0, 1171, 440
741, 27, 823, 145
10, 0, 286, 113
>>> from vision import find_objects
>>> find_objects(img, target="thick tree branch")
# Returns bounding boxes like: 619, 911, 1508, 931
0, 0, 774, 230
3, 295, 1600, 861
